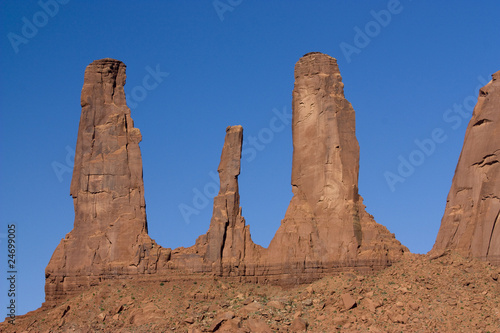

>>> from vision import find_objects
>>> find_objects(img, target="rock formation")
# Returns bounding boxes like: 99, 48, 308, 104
45, 54, 408, 305
191, 126, 263, 276
45, 59, 164, 305
182, 52, 407, 283
431, 70, 500, 265
264, 52, 407, 282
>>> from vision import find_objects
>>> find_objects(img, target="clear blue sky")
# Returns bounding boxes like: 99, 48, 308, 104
1, 1, 499, 316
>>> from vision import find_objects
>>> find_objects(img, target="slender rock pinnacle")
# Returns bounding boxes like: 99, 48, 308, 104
193, 126, 262, 276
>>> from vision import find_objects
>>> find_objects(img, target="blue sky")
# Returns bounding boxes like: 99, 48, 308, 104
1, 1, 499, 316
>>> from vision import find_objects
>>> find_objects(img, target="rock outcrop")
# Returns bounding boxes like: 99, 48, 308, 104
431, 70, 500, 265
45, 54, 407, 305
264, 52, 407, 281
45, 59, 164, 305
183, 52, 407, 283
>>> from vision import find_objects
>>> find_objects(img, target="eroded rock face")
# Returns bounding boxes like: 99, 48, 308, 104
431, 71, 500, 265
265, 52, 407, 281
45, 59, 162, 305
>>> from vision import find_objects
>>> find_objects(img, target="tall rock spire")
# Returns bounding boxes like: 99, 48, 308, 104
45, 59, 159, 304
266, 52, 406, 280
431, 70, 500, 265
193, 126, 262, 276
204, 126, 245, 265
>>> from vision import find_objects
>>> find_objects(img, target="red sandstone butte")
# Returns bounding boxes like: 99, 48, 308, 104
430, 70, 500, 265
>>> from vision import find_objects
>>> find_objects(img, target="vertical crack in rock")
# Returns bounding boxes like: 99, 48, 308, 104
486, 210, 499, 257
430, 70, 500, 266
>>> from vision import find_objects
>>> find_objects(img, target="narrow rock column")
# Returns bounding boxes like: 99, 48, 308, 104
431, 71, 500, 265
195, 126, 262, 276
205, 126, 245, 265
45, 59, 159, 304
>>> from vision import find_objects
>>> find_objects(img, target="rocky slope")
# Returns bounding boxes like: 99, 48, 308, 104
431, 70, 500, 265
3, 252, 499, 332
